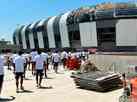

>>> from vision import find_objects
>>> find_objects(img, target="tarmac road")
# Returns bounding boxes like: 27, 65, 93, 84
1, 65, 122, 102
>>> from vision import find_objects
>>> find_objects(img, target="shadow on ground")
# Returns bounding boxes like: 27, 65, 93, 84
24, 78, 33, 80
77, 86, 122, 93
0, 96, 15, 102
17, 90, 34, 93
38, 86, 53, 89
56, 72, 65, 74
45, 77, 54, 79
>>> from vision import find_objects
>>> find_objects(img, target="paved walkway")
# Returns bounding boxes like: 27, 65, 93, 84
1, 65, 122, 102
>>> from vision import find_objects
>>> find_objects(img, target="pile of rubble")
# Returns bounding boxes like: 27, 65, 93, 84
80, 60, 99, 73
71, 60, 122, 91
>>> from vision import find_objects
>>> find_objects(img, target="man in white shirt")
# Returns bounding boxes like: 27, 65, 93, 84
13, 51, 26, 92
82, 50, 86, 60
52, 51, 60, 73
0, 54, 5, 95
33, 49, 46, 87
61, 51, 68, 69
10, 53, 18, 65
30, 49, 38, 62
30, 49, 37, 75
22, 53, 30, 79
41, 52, 49, 78
75, 51, 81, 59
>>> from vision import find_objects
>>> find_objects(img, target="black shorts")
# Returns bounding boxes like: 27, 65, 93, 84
62, 58, 66, 64
0, 75, 4, 87
54, 62, 58, 67
15, 72, 24, 79
36, 70, 43, 76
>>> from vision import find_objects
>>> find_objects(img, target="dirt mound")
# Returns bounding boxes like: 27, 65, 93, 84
80, 60, 99, 73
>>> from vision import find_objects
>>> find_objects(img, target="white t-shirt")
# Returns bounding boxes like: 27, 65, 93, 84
68, 52, 71, 57
0, 55, 5, 75
82, 51, 86, 56
52, 53, 60, 63
13, 55, 26, 73
10, 54, 18, 63
22, 53, 30, 61
34, 54, 45, 70
41, 52, 48, 63
30, 51, 38, 62
61, 51, 68, 59
75, 52, 81, 58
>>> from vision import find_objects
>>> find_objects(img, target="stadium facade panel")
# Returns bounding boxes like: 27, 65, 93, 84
13, 3, 137, 51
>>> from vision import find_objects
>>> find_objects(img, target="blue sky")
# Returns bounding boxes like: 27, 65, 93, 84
0, 0, 132, 41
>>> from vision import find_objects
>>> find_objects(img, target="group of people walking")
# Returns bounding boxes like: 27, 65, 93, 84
0, 49, 89, 97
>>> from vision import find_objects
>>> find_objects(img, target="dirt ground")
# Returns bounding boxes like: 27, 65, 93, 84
1, 64, 122, 102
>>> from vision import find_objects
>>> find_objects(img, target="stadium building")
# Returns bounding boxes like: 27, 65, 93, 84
13, 2, 137, 51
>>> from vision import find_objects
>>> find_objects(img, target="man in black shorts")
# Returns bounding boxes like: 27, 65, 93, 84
13, 51, 26, 92
33, 49, 46, 87
61, 50, 68, 69
52, 51, 60, 73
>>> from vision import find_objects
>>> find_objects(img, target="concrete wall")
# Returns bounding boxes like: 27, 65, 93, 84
37, 32, 44, 48
15, 35, 19, 46
89, 54, 137, 73
29, 33, 35, 49
47, 16, 56, 48
79, 22, 97, 47
21, 26, 27, 49
59, 11, 71, 48
116, 19, 137, 46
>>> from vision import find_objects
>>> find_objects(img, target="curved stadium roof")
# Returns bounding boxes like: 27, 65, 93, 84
14, 2, 137, 32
